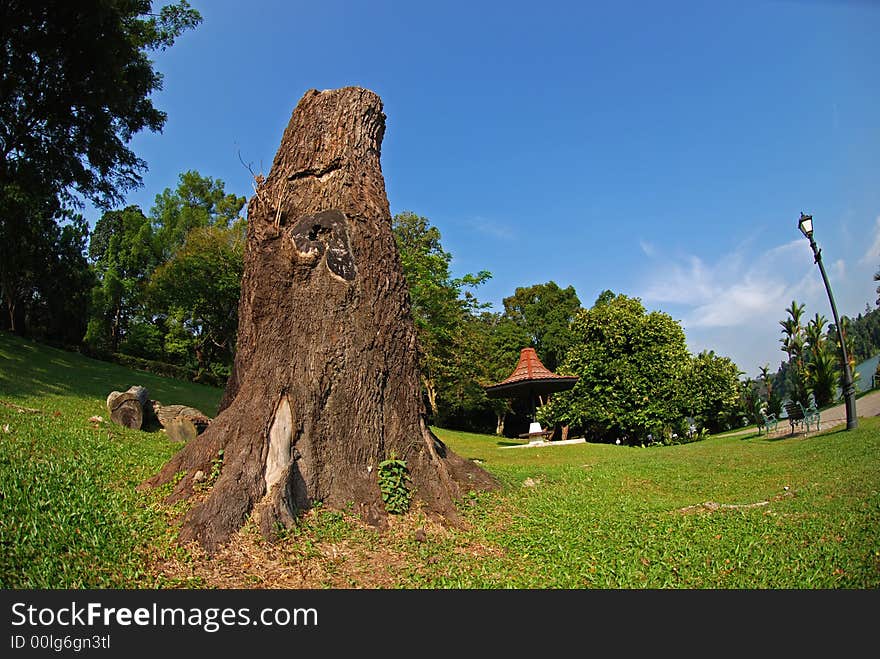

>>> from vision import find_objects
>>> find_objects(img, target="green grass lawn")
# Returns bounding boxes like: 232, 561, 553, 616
1, 331, 878, 588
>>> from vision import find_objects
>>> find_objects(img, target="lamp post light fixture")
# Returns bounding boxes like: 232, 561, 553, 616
798, 212, 857, 430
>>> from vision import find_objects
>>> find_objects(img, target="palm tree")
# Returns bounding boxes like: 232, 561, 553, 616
833, 317, 861, 391
802, 312, 835, 407
807, 346, 837, 407
804, 313, 827, 357
779, 318, 797, 362
780, 300, 809, 406
874, 267, 880, 307
758, 363, 772, 401
779, 300, 806, 364
786, 300, 806, 330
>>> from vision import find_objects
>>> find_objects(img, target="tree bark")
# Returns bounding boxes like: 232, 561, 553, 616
107, 385, 149, 429
141, 87, 497, 554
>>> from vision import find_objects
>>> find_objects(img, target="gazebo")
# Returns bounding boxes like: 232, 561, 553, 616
484, 347, 577, 440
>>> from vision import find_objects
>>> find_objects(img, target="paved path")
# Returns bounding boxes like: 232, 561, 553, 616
721, 388, 880, 438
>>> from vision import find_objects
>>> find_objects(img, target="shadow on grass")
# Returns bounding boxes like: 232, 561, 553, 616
496, 440, 529, 447
762, 425, 842, 441
0, 332, 223, 415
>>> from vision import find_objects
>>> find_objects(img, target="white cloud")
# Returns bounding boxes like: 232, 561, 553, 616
639, 239, 810, 329
639, 240, 656, 257
640, 255, 715, 306
469, 216, 516, 240
635, 222, 878, 374
858, 216, 880, 266
687, 279, 787, 328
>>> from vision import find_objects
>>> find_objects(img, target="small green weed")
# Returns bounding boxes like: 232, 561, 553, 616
209, 449, 224, 483
377, 451, 412, 514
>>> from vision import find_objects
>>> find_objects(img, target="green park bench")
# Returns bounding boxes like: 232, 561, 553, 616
759, 410, 779, 435
783, 400, 821, 434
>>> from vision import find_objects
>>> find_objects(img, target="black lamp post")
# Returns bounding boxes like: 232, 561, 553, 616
798, 212, 857, 430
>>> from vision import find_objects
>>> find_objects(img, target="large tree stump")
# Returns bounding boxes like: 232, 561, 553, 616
107, 385, 149, 430
141, 87, 498, 554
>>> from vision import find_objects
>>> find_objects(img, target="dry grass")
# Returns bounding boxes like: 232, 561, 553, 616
144, 500, 495, 589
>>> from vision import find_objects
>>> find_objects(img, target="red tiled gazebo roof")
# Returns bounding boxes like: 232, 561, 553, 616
483, 347, 578, 399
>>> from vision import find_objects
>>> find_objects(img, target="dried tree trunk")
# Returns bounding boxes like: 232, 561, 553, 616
141, 87, 497, 554
153, 403, 211, 443
107, 385, 149, 429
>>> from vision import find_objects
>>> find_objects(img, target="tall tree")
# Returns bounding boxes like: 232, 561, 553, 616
779, 300, 810, 406
0, 1, 201, 208
875, 266, 880, 307
537, 292, 690, 443
807, 347, 838, 408
803, 313, 836, 407
476, 312, 532, 435
758, 364, 773, 405
779, 300, 805, 365
685, 350, 744, 434
502, 281, 581, 372
804, 312, 827, 352
0, 1, 200, 340
151, 170, 247, 259
84, 205, 157, 353
0, 197, 93, 342
830, 317, 860, 393
392, 210, 490, 417
0, 186, 59, 333
28, 213, 94, 345
148, 221, 246, 378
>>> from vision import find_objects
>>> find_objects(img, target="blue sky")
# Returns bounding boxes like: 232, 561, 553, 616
98, 0, 880, 378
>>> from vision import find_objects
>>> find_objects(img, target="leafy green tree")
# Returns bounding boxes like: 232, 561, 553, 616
594, 289, 616, 307
831, 316, 860, 393
475, 312, 532, 434
804, 312, 827, 353
685, 350, 744, 433
758, 363, 782, 417
803, 313, 836, 407
0, 1, 201, 208
739, 377, 764, 427
151, 170, 247, 259
392, 211, 490, 418
537, 293, 690, 444
779, 300, 805, 363
779, 300, 810, 406
502, 281, 581, 371
147, 222, 246, 379
0, 1, 200, 342
843, 305, 880, 363
98, 170, 247, 375
31, 214, 94, 345
875, 266, 880, 307
0, 187, 60, 333
84, 205, 157, 352
807, 347, 838, 408
0, 199, 93, 343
